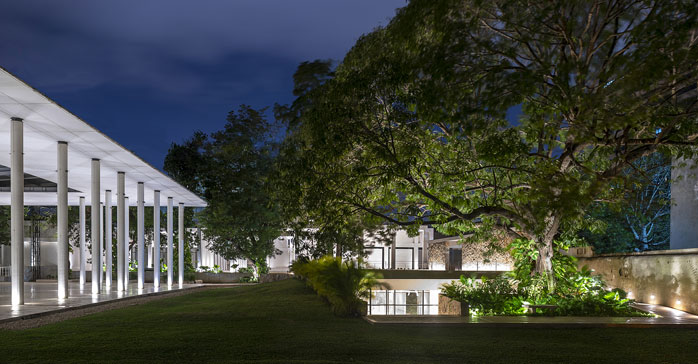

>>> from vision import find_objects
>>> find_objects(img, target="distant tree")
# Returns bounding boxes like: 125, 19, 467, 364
0, 206, 9, 245
163, 131, 207, 196
578, 202, 636, 254
276, 0, 698, 289
581, 153, 671, 252
622, 154, 671, 250
165, 105, 283, 275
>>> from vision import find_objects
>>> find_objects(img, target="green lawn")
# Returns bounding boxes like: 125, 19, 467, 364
0, 279, 696, 363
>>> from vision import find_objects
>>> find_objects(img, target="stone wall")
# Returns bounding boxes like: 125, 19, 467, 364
438, 295, 469, 316
259, 272, 293, 283
194, 271, 253, 283
428, 239, 514, 266
577, 248, 698, 314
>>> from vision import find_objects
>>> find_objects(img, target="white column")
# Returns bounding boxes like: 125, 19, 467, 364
10, 117, 24, 305
57, 141, 69, 299
178, 203, 184, 288
105, 190, 112, 288
391, 232, 397, 270
91, 159, 101, 294
419, 230, 425, 269
79, 196, 86, 286
153, 190, 161, 288
167, 197, 173, 288
116, 173, 125, 291
137, 182, 145, 290
124, 196, 130, 290
99, 202, 104, 287
423, 230, 430, 270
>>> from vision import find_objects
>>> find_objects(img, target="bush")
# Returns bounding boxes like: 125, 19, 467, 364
238, 267, 255, 274
291, 256, 385, 317
441, 275, 526, 316
441, 267, 648, 317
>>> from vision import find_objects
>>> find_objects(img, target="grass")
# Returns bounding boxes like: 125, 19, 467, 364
0, 279, 696, 363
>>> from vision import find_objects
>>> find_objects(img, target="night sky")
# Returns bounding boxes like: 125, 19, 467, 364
0, 1, 405, 169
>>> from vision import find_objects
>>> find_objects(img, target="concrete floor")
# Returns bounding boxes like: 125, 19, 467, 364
366, 303, 698, 327
0, 281, 201, 322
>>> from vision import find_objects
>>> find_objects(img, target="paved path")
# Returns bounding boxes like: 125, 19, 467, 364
0, 281, 203, 323
365, 303, 698, 328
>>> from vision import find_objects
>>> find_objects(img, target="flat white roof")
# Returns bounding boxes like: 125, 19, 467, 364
0, 66, 206, 207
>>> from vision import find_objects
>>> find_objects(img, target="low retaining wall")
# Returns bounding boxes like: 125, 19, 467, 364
194, 272, 253, 283
66, 270, 253, 283
578, 248, 698, 314
259, 273, 292, 283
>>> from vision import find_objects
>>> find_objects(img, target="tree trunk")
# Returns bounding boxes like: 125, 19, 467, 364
335, 243, 342, 260
533, 214, 560, 291
535, 241, 555, 292
250, 259, 259, 278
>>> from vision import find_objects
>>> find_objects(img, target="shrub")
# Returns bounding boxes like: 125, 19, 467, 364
238, 267, 255, 274
291, 256, 386, 317
441, 267, 648, 317
441, 274, 526, 316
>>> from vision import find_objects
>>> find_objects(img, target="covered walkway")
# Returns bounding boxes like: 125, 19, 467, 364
0, 66, 207, 307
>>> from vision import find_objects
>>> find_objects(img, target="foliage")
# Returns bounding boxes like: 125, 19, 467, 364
441, 275, 526, 316
164, 105, 282, 274
441, 266, 647, 317
579, 153, 671, 253
577, 202, 637, 254
509, 237, 580, 291
184, 271, 196, 282
236, 266, 257, 282
0, 206, 9, 245
237, 266, 255, 274
291, 256, 386, 316
239, 276, 257, 283
275, 0, 698, 282
273, 60, 388, 259
197, 265, 222, 274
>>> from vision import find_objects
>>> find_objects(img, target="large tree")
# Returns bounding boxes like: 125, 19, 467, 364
165, 105, 282, 274
274, 60, 390, 259
277, 0, 698, 286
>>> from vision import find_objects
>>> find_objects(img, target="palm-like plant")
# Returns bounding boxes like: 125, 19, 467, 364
291, 256, 388, 316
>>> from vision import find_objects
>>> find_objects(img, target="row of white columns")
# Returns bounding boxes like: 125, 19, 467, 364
9, 117, 188, 305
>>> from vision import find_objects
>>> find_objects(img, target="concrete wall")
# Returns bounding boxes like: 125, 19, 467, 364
578, 248, 698, 314
194, 271, 252, 283
363, 226, 433, 270
670, 157, 698, 249
269, 237, 294, 272
259, 272, 292, 283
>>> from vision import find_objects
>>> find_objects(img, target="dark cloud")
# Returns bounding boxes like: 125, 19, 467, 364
0, 0, 404, 95
0, 0, 405, 169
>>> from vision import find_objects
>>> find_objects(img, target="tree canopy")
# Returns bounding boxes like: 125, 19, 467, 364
274, 0, 698, 284
165, 105, 282, 273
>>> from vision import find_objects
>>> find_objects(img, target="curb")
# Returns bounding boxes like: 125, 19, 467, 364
362, 316, 698, 329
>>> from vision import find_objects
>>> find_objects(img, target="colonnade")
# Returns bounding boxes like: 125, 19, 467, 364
8, 117, 188, 305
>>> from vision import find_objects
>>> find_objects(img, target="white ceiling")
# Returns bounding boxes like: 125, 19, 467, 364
0, 66, 207, 207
